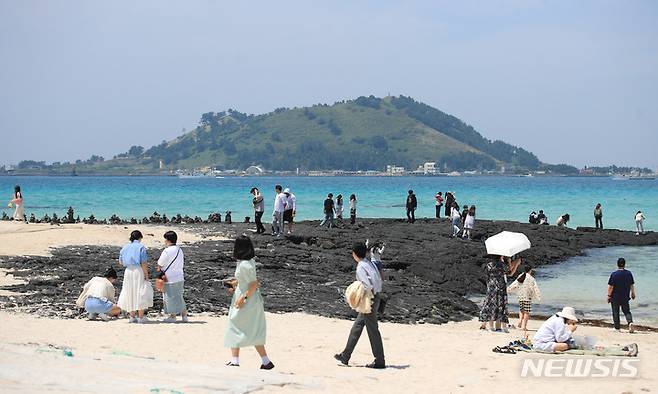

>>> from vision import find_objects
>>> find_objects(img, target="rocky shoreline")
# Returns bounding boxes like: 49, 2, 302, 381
1, 218, 657, 324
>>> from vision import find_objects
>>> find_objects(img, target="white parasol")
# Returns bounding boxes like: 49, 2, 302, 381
485, 231, 531, 257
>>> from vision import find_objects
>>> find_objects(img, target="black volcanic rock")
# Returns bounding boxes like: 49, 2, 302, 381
0, 219, 656, 324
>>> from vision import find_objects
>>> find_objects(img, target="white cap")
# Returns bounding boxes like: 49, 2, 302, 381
283, 188, 290, 194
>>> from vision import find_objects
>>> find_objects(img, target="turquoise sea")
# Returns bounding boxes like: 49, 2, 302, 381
0, 176, 655, 231
2, 175, 657, 326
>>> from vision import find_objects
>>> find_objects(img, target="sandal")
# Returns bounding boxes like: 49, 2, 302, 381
492, 346, 516, 354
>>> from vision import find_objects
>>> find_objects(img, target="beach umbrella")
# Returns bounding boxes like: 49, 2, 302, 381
485, 231, 531, 257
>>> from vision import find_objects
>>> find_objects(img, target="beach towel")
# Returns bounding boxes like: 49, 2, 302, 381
495, 338, 638, 357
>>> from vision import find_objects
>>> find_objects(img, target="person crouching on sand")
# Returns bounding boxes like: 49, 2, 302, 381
76, 267, 121, 321
335, 241, 386, 369
532, 307, 579, 352
224, 236, 274, 369
157, 231, 188, 323
117, 230, 153, 323
507, 266, 541, 332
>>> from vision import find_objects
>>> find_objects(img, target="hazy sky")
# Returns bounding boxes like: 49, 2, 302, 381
1, 1, 657, 168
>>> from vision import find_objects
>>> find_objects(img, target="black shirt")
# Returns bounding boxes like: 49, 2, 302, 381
324, 198, 334, 214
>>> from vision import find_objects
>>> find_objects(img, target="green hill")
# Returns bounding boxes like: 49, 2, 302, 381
141, 95, 541, 172
11, 95, 576, 175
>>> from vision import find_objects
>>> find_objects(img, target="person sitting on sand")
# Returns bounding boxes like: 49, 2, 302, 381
507, 266, 541, 332
462, 205, 476, 239
556, 213, 570, 227
224, 236, 274, 369
76, 267, 121, 321
157, 231, 188, 323
117, 230, 153, 324
532, 306, 579, 352
479, 255, 522, 332
335, 241, 386, 369
634, 211, 645, 235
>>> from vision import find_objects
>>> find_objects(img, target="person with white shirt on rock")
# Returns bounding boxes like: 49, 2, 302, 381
157, 231, 188, 323
283, 188, 296, 235
272, 185, 285, 236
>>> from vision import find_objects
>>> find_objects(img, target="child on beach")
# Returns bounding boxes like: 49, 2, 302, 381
462, 206, 476, 239
450, 202, 461, 237
76, 267, 122, 321
349, 194, 357, 224
507, 266, 541, 332
635, 211, 645, 235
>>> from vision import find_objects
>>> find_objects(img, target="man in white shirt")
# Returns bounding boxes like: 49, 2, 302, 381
272, 184, 285, 236
335, 241, 385, 369
283, 188, 297, 234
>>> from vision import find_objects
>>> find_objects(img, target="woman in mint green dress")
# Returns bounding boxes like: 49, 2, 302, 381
224, 236, 274, 369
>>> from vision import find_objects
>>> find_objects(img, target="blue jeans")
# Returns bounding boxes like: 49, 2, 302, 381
85, 297, 113, 314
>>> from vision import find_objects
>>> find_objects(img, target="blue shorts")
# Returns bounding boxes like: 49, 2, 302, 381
84, 297, 113, 314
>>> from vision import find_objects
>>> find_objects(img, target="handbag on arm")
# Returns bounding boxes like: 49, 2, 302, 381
155, 247, 181, 293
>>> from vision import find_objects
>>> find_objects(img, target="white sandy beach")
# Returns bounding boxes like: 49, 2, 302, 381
0, 221, 656, 393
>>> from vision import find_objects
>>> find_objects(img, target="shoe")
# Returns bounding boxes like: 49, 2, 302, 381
129, 317, 138, 323
260, 361, 275, 370
163, 316, 177, 323
98, 313, 111, 322
181, 315, 189, 323
629, 323, 635, 333
226, 361, 240, 367
334, 353, 349, 366
137, 317, 149, 324
628, 343, 639, 356
365, 362, 386, 369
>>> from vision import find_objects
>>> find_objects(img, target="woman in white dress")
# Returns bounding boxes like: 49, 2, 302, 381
117, 230, 153, 323
9, 185, 25, 221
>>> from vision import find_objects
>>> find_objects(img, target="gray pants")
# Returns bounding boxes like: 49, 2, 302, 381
341, 294, 385, 365
272, 211, 284, 235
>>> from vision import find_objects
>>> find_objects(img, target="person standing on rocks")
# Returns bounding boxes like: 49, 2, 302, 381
320, 193, 335, 228
272, 185, 285, 236
435, 192, 444, 219
251, 188, 266, 234
607, 257, 636, 333
336, 194, 344, 220
224, 236, 274, 369
282, 188, 296, 235
76, 267, 121, 321
444, 191, 454, 217
462, 205, 476, 239
594, 203, 603, 230
450, 202, 461, 237
117, 230, 153, 323
406, 190, 417, 223
634, 211, 646, 235
335, 241, 386, 369
349, 194, 357, 224
157, 231, 188, 323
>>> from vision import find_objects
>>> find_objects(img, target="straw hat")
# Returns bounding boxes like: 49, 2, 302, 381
556, 306, 578, 322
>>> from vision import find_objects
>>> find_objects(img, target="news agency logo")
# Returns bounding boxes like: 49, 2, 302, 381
521, 358, 639, 378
